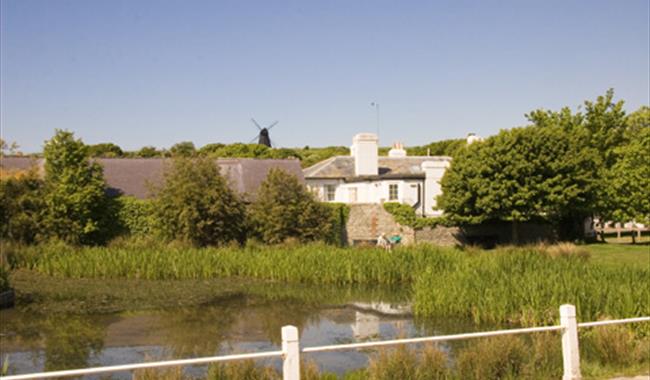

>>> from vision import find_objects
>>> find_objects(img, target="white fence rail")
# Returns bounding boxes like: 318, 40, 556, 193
1, 304, 648, 380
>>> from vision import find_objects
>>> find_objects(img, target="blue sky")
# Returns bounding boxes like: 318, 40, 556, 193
1, 0, 648, 153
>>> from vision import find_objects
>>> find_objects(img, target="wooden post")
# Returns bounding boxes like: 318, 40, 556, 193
560, 304, 582, 380
282, 325, 300, 380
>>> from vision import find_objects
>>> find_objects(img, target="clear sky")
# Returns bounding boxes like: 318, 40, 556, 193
1, 0, 648, 153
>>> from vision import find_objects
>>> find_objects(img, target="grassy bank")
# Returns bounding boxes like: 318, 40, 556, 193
4, 241, 648, 326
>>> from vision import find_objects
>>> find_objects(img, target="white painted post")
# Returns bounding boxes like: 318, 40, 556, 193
560, 304, 582, 380
282, 325, 300, 380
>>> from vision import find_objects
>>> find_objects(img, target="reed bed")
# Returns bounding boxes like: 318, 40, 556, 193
10, 242, 650, 325
18, 242, 461, 285
413, 246, 650, 325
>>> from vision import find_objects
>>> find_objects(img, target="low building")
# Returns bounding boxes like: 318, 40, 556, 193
0, 157, 304, 201
304, 133, 451, 217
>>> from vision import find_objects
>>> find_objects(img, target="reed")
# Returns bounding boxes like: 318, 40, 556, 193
19, 241, 461, 285
413, 246, 649, 325
12, 242, 649, 325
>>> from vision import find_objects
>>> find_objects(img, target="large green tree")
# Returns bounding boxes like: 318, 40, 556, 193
42, 130, 109, 244
605, 127, 650, 227
152, 156, 246, 246
438, 125, 598, 242
248, 169, 333, 244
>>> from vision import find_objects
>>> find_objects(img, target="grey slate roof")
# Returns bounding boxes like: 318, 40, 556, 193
303, 156, 451, 180
0, 157, 304, 201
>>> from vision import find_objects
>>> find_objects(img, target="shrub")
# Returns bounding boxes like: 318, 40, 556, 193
383, 202, 445, 229
323, 203, 350, 245
152, 156, 247, 246
249, 169, 333, 244
0, 168, 45, 243
115, 196, 155, 237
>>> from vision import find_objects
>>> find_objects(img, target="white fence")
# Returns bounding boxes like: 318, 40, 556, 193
1, 304, 648, 380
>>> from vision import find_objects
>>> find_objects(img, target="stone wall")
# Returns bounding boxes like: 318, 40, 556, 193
345, 204, 415, 245
414, 226, 462, 246
346, 204, 557, 247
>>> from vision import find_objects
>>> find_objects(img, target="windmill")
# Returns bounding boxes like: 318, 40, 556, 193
250, 118, 278, 147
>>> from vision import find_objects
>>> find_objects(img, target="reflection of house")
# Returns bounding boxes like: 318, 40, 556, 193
304, 133, 451, 217
352, 312, 379, 340
0, 157, 304, 201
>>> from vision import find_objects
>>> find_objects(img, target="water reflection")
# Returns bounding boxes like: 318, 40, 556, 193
1, 283, 446, 377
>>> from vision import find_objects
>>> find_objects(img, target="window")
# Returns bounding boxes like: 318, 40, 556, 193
389, 184, 399, 201
326, 185, 336, 201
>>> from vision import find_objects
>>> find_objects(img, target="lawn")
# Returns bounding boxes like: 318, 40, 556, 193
583, 243, 650, 268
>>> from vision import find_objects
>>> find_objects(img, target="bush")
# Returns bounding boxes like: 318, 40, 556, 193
0, 169, 45, 243
248, 169, 333, 244
116, 196, 155, 237
383, 202, 444, 229
152, 156, 247, 246
323, 203, 350, 245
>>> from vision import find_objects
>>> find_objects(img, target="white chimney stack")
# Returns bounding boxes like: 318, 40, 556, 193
351, 133, 378, 176
388, 142, 407, 158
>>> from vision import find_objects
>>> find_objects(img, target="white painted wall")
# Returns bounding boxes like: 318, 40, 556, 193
421, 160, 450, 216
307, 179, 423, 207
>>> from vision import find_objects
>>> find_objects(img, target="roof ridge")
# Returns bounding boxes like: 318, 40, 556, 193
303, 155, 344, 176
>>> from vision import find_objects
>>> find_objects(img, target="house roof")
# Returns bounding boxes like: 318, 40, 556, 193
0, 157, 304, 201
303, 156, 451, 180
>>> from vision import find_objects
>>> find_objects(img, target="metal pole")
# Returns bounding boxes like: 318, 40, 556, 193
371, 102, 379, 137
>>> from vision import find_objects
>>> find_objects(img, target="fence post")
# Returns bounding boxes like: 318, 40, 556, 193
282, 325, 300, 380
560, 304, 582, 380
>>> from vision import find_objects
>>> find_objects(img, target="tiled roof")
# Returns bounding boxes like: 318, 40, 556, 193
0, 157, 304, 201
303, 156, 451, 179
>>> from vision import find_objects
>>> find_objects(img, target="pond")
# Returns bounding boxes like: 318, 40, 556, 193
0, 281, 481, 379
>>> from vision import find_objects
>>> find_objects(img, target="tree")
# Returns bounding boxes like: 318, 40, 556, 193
152, 156, 246, 246
407, 138, 466, 157
42, 130, 110, 244
0, 138, 21, 156
248, 169, 333, 244
605, 128, 650, 228
438, 125, 598, 242
88, 143, 123, 157
170, 141, 196, 157
136, 146, 160, 158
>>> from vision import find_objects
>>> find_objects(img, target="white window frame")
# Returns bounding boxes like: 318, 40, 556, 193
325, 185, 336, 202
388, 183, 399, 201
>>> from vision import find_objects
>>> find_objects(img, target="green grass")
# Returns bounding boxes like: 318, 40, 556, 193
582, 243, 650, 268
413, 246, 649, 325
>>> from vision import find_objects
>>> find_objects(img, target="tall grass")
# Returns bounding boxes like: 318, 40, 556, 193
16, 241, 461, 285
413, 246, 649, 325
10, 241, 649, 325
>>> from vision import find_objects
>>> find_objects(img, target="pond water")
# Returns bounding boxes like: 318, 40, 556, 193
0, 283, 480, 379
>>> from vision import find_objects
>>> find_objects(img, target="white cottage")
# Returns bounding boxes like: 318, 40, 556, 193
304, 133, 451, 217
